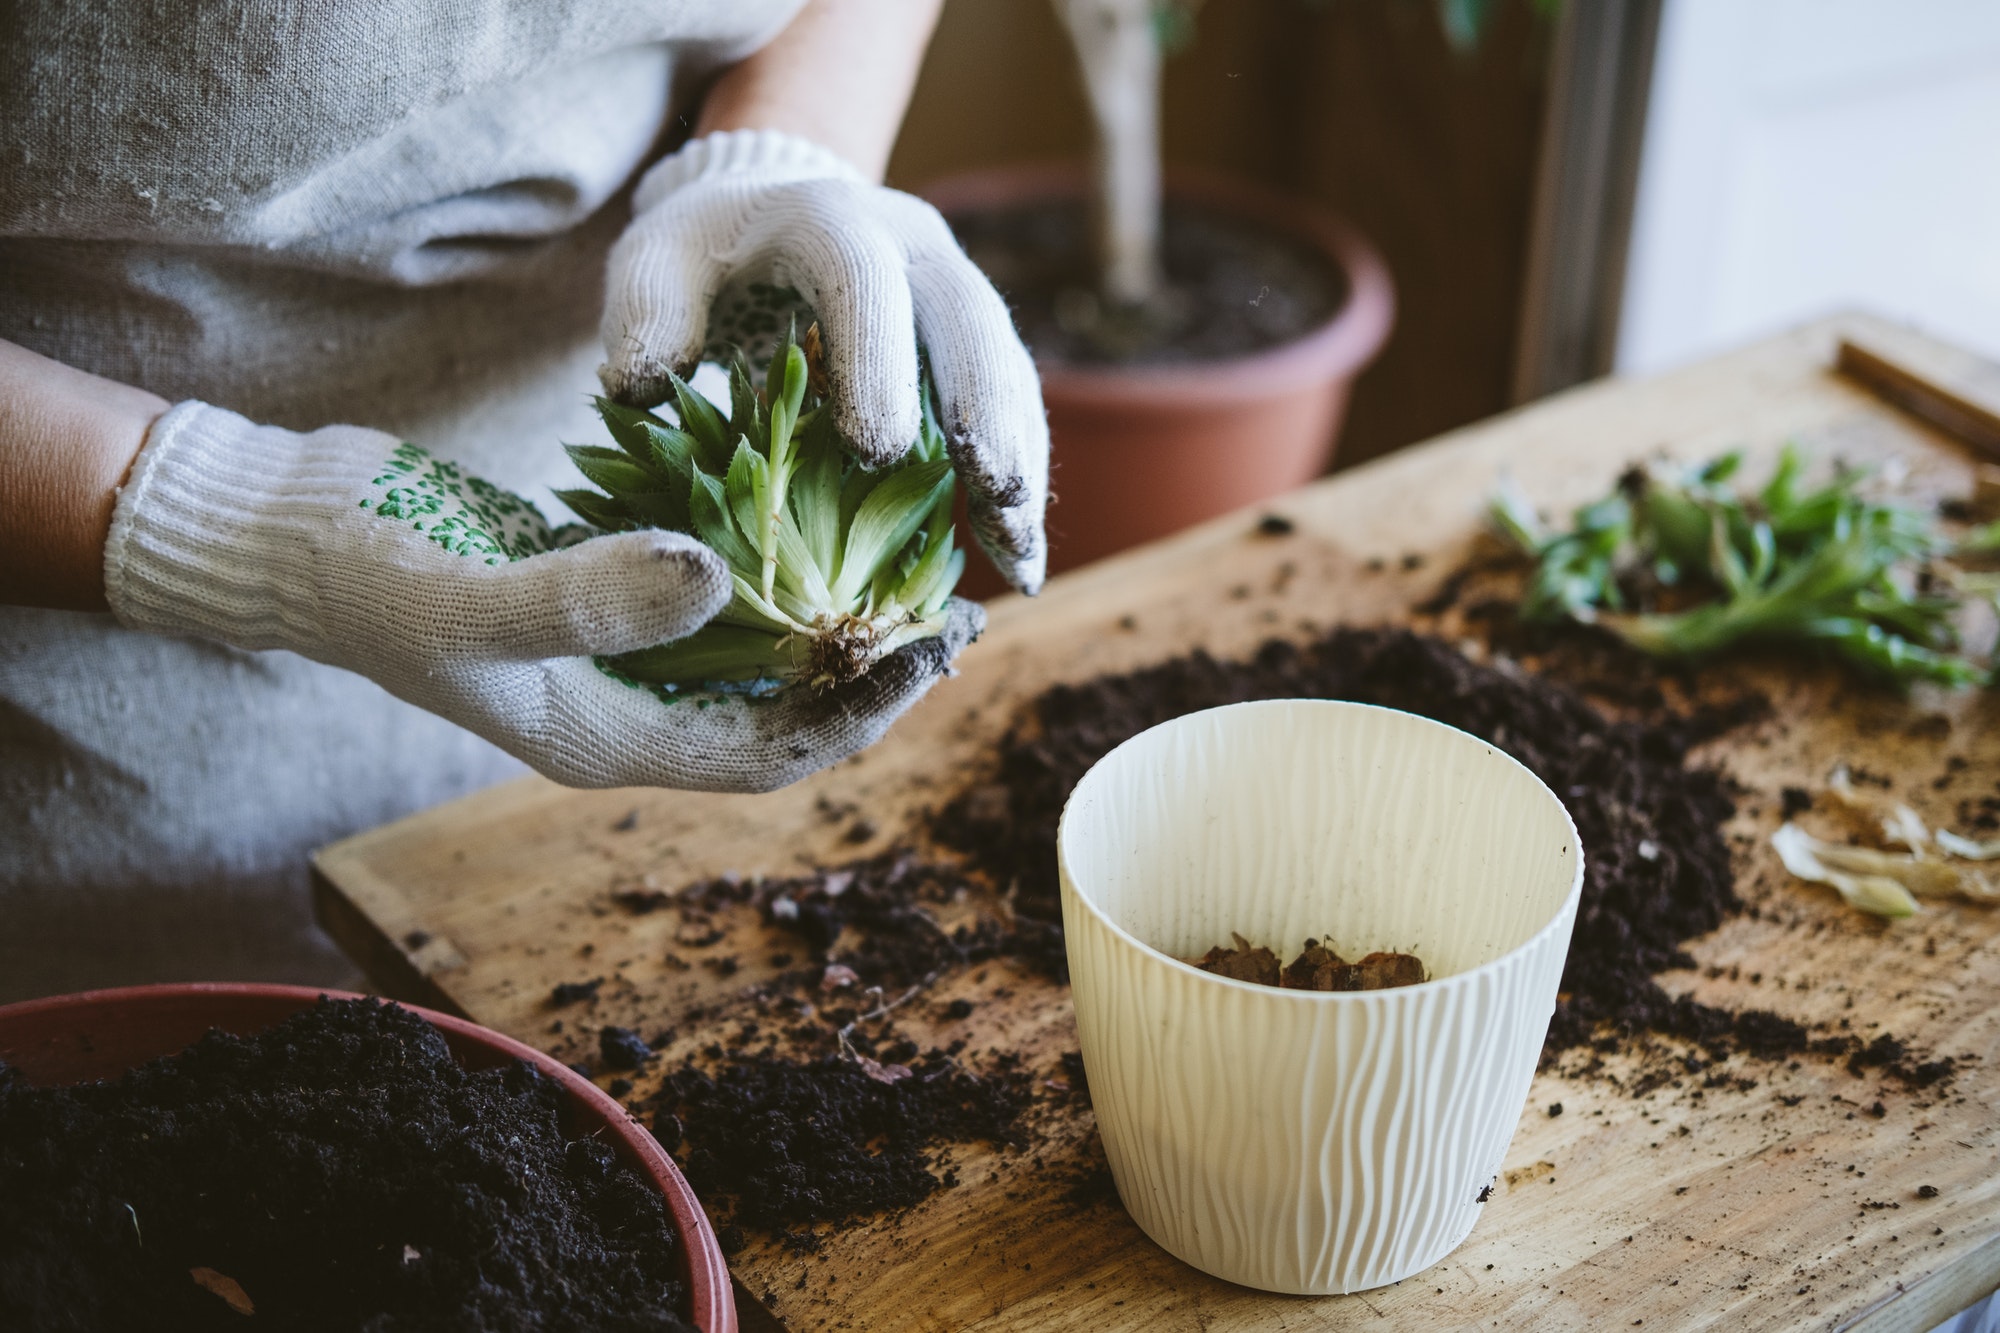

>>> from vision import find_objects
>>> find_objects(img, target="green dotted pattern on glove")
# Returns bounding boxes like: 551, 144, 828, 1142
358, 442, 715, 707
359, 443, 555, 564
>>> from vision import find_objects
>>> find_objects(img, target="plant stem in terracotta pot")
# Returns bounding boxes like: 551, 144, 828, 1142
927, 163, 1394, 594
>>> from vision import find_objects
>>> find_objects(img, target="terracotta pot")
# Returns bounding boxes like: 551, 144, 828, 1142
924, 162, 1394, 595
0, 983, 735, 1333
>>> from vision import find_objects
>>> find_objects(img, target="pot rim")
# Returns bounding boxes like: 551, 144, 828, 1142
0, 981, 735, 1333
919, 159, 1396, 406
1055, 698, 1585, 1003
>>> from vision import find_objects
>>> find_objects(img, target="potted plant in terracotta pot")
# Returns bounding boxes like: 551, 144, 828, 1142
924, 0, 1396, 593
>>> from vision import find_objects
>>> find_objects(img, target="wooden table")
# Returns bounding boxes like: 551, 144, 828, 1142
314, 313, 2000, 1332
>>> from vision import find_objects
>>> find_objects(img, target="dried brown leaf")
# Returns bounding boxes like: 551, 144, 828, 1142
190, 1267, 254, 1316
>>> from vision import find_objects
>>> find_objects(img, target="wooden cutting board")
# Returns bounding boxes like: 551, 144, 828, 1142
313, 313, 2000, 1333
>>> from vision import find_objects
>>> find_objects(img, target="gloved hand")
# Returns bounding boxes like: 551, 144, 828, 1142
599, 128, 1049, 595
104, 402, 985, 792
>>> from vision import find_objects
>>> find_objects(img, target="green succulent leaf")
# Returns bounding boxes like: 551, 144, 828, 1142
899, 520, 962, 618
564, 445, 657, 499
688, 466, 758, 573
1488, 476, 1547, 554
833, 458, 953, 607
638, 422, 704, 490
554, 488, 636, 532
1699, 451, 1743, 484
726, 437, 771, 563
594, 399, 672, 471
1760, 445, 1802, 512
726, 351, 767, 447
608, 623, 803, 685
791, 443, 845, 577
773, 505, 835, 612
667, 371, 732, 471
1959, 518, 2000, 555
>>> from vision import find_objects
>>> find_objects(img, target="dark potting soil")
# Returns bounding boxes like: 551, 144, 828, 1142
0, 997, 695, 1333
669, 850, 1068, 995
776, 851, 1067, 985
931, 627, 1943, 1078
619, 628, 1949, 1252
948, 196, 1346, 367
1189, 936, 1428, 992
649, 1051, 1031, 1238
606, 865, 1047, 1247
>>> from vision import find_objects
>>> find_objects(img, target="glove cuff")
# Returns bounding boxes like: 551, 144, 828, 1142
634, 128, 865, 212
104, 401, 367, 651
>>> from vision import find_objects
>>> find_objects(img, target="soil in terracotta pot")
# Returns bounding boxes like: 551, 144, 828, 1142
0, 997, 695, 1332
949, 197, 1346, 366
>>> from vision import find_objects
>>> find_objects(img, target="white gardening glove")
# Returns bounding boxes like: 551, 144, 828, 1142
104, 403, 985, 793
599, 128, 1049, 594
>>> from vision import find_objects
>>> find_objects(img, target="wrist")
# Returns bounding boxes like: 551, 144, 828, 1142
104, 404, 387, 652
634, 128, 863, 212
0, 339, 165, 611
690, 0, 943, 182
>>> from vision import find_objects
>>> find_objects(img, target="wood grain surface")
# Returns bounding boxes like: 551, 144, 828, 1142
314, 313, 2000, 1332
1837, 329, 2000, 461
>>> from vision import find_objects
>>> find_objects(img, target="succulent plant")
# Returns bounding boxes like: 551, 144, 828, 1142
1492, 447, 1994, 689
557, 324, 963, 695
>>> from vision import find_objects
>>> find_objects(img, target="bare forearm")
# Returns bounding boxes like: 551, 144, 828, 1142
695, 0, 944, 181
0, 3, 938, 611
0, 340, 167, 611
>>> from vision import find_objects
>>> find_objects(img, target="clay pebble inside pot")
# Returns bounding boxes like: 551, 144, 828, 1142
0, 986, 733, 1333
929, 164, 1394, 593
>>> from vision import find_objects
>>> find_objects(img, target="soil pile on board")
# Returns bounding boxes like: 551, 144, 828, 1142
604, 860, 1044, 1249
676, 849, 1067, 988
934, 626, 1935, 1074
621, 627, 1951, 1252
0, 997, 694, 1332
949, 196, 1345, 367
650, 1051, 1031, 1243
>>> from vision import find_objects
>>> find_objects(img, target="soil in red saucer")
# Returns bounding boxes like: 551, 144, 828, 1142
0, 997, 695, 1332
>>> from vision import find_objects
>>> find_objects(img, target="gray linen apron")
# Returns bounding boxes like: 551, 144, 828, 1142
0, 0, 802, 1000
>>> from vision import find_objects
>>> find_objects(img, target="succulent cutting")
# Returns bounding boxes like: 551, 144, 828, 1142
557, 324, 963, 695
1492, 448, 1998, 688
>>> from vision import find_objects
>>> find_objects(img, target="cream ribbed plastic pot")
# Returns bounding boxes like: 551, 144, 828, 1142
1057, 700, 1582, 1295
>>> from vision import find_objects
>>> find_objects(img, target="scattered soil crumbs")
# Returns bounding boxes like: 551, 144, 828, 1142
648, 1052, 1030, 1244
1189, 934, 1428, 991
664, 850, 1066, 993
0, 998, 693, 1332
607, 627, 1958, 1255
589, 862, 1045, 1251
934, 627, 1946, 1080
764, 851, 1060, 987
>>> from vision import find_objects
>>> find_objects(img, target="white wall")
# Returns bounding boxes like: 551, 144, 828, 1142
1616, 0, 2000, 374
